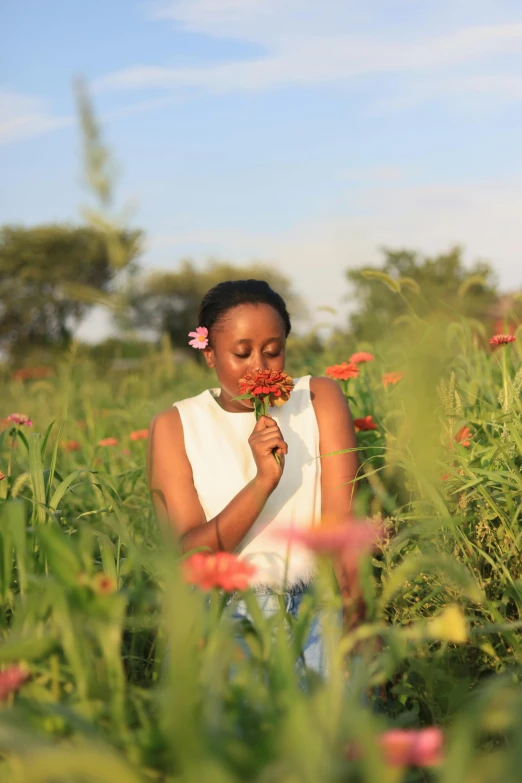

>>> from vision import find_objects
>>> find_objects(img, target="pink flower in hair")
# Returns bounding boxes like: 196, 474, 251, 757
188, 327, 209, 349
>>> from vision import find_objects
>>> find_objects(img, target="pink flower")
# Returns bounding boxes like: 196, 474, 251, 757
379, 728, 444, 768
6, 413, 33, 427
0, 665, 29, 701
489, 333, 516, 347
274, 519, 383, 570
188, 326, 209, 349
349, 351, 375, 364
183, 552, 256, 592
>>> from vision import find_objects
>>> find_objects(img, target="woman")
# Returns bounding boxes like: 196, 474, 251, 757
147, 279, 359, 674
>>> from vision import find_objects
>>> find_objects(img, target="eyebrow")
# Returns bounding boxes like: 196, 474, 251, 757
234, 337, 281, 345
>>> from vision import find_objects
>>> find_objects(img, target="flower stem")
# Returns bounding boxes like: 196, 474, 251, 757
501, 346, 509, 413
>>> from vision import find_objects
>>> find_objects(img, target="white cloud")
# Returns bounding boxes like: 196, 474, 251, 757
0, 88, 73, 144
96, 9, 522, 108
144, 176, 522, 320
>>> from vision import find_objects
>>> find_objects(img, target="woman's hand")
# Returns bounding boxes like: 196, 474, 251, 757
248, 414, 287, 492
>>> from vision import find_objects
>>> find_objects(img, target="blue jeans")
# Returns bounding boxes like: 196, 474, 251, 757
230, 582, 342, 678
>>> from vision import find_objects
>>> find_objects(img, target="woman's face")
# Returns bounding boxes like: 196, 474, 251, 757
203, 303, 286, 412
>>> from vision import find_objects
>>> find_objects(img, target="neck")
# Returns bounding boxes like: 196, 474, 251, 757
215, 388, 254, 414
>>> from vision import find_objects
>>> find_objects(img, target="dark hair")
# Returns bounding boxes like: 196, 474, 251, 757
198, 279, 291, 338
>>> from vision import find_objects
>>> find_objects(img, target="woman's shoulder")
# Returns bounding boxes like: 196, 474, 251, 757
309, 376, 349, 410
150, 388, 212, 436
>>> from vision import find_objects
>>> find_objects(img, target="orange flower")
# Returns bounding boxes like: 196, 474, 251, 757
382, 371, 403, 387
0, 471, 5, 482
130, 428, 149, 441
183, 552, 256, 592
349, 351, 374, 364
454, 426, 472, 447
12, 366, 54, 382
353, 415, 378, 431
98, 437, 118, 447
325, 362, 359, 381
238, 369, 294, 408
92, 572, 117, 594
60, 440, 80, 452
489, 333, 516, 347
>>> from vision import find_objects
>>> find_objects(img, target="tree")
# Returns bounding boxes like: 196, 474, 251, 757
0, 223, 141, 358
122, 259, 306, 350
346, 246, 499, 342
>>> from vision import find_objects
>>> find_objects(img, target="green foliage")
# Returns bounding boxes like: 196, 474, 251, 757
0, 316, 521, 780
0, 224, 142, 359
347, 246, 499, 341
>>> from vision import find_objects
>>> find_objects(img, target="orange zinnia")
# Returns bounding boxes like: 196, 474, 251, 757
489, 333, 516, 347
183, 552, 256, 592
92, 572, 117, 594
130, 428, 149, 441
353, 415, 378, 431
60, 440, 80, 452
98, 437, 118, 447
325, 362, 359, 381
349, 351, 374, 364
454, 426, 471, 447
238, 369, 294, 408
382, 371, 404, 387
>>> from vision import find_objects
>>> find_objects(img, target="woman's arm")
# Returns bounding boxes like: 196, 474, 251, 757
310, 377, 363, 624
147, 407, 285, 554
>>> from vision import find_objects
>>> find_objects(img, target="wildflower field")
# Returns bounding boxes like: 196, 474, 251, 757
1, 315, 522, 783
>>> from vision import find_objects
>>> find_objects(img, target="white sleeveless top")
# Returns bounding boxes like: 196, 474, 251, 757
174, 375, 321, 589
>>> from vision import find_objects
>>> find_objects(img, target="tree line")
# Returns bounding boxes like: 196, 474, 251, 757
1, 221, 516, 364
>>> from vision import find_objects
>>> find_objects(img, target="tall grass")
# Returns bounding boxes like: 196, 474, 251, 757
0, 317, 522, 782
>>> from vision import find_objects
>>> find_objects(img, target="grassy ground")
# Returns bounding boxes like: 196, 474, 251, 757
0, 318, 522, 782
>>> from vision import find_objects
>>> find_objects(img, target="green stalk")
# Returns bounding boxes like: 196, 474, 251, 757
501, 345, 509, 413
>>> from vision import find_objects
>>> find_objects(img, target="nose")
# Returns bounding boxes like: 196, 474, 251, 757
250, 350, 268, 371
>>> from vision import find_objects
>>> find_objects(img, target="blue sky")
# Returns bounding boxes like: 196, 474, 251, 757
2, 0, 522, 340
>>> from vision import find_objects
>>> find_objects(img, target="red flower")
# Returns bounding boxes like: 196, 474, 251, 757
379, 728, 444, 768
98, 437, 118, 447
489, 333, 516, 347
6, 413, 33, 426
238, 369, 294, 408
0, 665, 29, 701
60, 440, 80, 452
325, 362, 359, 381
130, 428, 149, 441
454, 426, 472, 447
349, 351, 374, 364
182, 552, 256, 592
0, 471, 5, 482
354, 415, 378, 431
382, 372, 403, 387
